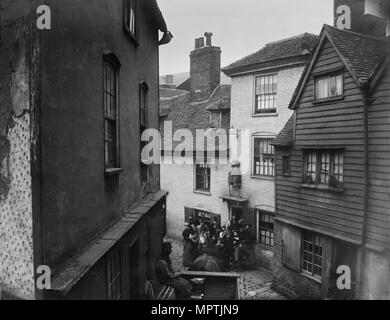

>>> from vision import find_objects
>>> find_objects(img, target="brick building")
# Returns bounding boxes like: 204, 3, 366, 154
272, 1, 390, 299
222, 34, 318, 269
0, 0, 171, 300
160, 33, 231, 239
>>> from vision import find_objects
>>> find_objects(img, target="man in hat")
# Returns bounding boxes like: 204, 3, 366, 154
182, 222, 195, 267
156, 242, 192, 299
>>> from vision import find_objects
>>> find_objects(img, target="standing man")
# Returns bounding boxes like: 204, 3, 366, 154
182, 223, 194, 267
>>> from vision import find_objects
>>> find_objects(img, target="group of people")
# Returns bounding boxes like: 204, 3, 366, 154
182, 216, 257, 271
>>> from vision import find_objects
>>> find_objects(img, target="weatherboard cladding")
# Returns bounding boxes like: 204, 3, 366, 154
275, 31, 368, 244
289, 25, 389, 110
367, 63, 390, 250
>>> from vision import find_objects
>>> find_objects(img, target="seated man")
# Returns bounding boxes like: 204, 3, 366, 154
156, 242, 192, 300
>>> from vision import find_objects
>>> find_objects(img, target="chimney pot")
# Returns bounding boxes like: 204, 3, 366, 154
198, 37, 205, 48
195, 38, 200, 49
205, 32, 213, 46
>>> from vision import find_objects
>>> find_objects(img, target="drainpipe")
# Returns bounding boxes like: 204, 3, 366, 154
358, 85, 370, 300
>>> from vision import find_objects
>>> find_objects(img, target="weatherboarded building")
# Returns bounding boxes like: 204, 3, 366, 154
0, 0, 170, 300
272, 24, 390, 299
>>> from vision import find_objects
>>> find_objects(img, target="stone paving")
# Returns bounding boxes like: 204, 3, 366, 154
166, 237, 286, 300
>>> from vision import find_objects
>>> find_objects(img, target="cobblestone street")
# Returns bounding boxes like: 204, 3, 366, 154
166, 238, 286, 300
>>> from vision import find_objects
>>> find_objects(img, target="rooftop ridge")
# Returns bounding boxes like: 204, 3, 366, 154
323, 24, 387, 41
265, 32, 317, 46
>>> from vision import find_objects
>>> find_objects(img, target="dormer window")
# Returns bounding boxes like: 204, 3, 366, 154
315, 72, 343, 101
124, 0, 138, 40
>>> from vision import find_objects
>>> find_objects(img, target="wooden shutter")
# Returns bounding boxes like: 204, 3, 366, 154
243, 207, 256, 229
281, 224, 301, 271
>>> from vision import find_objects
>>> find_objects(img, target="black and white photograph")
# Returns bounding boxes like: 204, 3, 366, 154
0, 0, 390, 305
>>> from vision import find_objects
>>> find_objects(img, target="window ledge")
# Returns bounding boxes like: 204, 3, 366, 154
251, 175, 275, 181
257, 243, 274, 250
252, 113, 278, 118
105, 168, 123, 176
313, 96, 344, 105
123, 25, 139, 47
301, 183, 344, 193
300, 272, 322, 284
193, 190, 212, 196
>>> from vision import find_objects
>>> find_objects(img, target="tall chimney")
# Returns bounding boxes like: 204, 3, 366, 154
189, 32, 221, 96
334, 0, 388, 37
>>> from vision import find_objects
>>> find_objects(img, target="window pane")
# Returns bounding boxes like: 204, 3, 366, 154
104, 61, 117, 168
255, 75, 277, 113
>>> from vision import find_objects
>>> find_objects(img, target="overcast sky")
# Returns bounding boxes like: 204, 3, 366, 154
158, 0, 334, 75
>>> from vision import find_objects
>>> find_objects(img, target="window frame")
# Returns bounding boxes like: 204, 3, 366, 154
140, 82, 149, 185
282, 154, 291, 176
103, 54, 121, 172
123, 0, 139, 44
314, 70, 344, 102
254, 73, 278, 115
303, 149, 344, 188
194, 160, 211, 194
252, 137, 275, 177
106, 248, 123, 300
257, 210, 274, 247
301, 231, 323, 280
209, 111, 223, 128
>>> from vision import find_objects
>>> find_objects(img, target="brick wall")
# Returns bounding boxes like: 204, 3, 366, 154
190, 46, 221, 95
229, 66, 304, 211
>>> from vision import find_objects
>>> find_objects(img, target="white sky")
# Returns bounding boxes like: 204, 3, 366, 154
158, 0, 334, 75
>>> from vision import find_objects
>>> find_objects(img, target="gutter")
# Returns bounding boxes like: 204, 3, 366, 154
358, 86, 370, 299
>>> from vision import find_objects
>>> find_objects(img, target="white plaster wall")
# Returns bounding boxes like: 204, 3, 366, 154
161, 157, 230, 240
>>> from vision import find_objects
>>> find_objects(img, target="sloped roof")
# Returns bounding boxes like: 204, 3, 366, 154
160, 85, 231, 151
160, 88, 188, 99
271, 115, 294, 147
223, 33, 319, 74
325, 25, 388, 85
159, 71, 231, 87
290, 25, 389, 110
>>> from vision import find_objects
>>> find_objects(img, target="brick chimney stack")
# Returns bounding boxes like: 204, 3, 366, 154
190, 32, 221, 96
334, 0, 389, 37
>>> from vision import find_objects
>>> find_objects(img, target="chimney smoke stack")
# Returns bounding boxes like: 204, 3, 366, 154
205, 32, 213, 46
190, 32, 221, 96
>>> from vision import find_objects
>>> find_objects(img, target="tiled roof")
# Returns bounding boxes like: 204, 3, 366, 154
160, 85, 231, 151
223, 33, 319, 72
289, 25, 390, 110
324, 25, 389, 85
160, 88, 187, 99
271, 115, 294, 147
